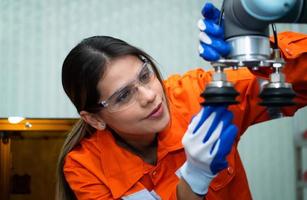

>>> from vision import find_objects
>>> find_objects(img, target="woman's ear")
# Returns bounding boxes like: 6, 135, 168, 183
80, 111, 106, 130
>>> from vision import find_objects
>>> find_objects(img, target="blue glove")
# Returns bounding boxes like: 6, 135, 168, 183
198, 3, 231, 61
179, 106, 237, 195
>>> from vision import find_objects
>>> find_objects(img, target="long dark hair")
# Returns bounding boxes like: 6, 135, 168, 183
56, 36, 165, 200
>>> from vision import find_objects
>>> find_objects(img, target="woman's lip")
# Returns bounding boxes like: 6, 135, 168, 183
146, 103, 163, 119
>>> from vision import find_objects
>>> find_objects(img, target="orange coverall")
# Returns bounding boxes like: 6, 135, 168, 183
64, 32, 307, 200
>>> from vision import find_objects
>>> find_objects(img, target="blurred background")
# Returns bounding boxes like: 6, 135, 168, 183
0, 0, 307, 199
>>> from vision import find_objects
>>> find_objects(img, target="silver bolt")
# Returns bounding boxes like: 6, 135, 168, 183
238, 61, 244, 67
270, 72, 285, 83
212, 71, 227, 81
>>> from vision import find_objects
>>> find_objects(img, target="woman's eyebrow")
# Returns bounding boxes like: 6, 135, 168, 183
108, 63, 145, 97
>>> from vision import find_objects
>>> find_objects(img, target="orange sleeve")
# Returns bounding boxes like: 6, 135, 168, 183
164, 69, 210, 121
64, 157, 113, 200
278, 31, 307, 114
64, 158, 113, 200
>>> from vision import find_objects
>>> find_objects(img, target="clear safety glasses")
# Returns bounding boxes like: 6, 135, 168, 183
98, 60, 156, 112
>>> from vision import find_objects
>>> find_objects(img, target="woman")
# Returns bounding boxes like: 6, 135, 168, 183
57, 33, 237, 199
56, 3, 307, 200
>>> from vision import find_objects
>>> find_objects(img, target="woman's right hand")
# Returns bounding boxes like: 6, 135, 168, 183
179, 106, 237, 195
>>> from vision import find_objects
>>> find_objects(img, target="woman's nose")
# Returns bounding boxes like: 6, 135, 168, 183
137, 85, 156, 106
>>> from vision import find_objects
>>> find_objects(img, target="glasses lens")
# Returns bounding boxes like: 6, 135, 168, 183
103, 61, 156, 112
139, 62, 155, 84
107, 85, 138, 112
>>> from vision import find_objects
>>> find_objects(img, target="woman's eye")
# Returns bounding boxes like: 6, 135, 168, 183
140, 70, 151, 83
140, 73, 149, 82
115, 90, 132, 103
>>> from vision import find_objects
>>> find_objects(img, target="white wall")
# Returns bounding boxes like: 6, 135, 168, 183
238, 107, 307, 200
0, 0, 211, 118
1, 0, 307, 199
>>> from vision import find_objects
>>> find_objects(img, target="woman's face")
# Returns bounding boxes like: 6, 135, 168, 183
97, 55, 170, 137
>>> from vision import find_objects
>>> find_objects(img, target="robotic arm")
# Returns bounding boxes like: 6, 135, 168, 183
224, 0, 306, 60
202, 0, 307, 109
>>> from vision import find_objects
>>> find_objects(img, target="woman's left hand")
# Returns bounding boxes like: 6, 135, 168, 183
198, 2, 231, 61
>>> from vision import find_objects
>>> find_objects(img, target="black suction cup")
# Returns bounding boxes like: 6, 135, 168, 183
259, 87, 296, 107
201, 85, 239, 106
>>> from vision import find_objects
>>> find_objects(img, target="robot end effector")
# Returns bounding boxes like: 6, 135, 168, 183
202, 0, 307, 107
